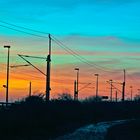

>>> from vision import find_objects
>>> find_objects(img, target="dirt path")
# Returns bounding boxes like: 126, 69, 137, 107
54, 120, 131, 140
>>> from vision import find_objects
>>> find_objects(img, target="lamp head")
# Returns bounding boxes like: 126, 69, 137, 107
4, 46, 10, 48
3, 85, 7, 88
75, 68, 79, 71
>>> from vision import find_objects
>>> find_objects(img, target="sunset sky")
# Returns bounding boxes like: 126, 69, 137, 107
0, 0, 140, 101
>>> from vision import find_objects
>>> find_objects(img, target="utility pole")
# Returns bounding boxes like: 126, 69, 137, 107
46, 34, 51, 101
115, 90, 118, 102
130, 86, 133, 101
109, 79, 113, 102
95, 74, 99, 99
122, 69, 126, 102
4, 45, 11, 104
74, 68, 79, 100
29, 81, 32, 97
74, 80, 77, 100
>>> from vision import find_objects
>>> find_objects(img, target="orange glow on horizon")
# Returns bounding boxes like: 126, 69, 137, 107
0, 63, 139, 102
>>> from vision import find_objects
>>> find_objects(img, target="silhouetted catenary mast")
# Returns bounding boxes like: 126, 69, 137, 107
46, 34, 51, 101
4, 45, 11, 104
110, 80, 113, 101
29, 81, 32, 97
122, 69, 126, 101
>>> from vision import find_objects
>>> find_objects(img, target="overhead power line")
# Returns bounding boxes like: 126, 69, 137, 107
18, 54, 46, 76
0, 24, 47, 38
0, 20, 49, 35
51, 35, 120, 73
0, 20, 120, 73
18, 54, 47, 60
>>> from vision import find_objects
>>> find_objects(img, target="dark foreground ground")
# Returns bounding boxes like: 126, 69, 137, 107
105, 120, 140, 140
0, 96, 140, 140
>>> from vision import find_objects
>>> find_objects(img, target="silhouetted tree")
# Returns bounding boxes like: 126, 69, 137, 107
84, 95, 102, 103
57, 93, 73, 101
134, 94, 140, 101
21, 94, 45, 105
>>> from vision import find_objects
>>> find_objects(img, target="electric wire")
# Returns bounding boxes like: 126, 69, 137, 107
0, 24, 47, 38
0, 20, 49, 35
51, 35, 119, 73
0, 21, 120, 74
0, 21, 128, 99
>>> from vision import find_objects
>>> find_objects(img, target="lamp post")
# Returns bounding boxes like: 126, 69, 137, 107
109, 79, 113, 102
130, 86, 133, 101
29, 81, 32, 97
95, 74, 99, 99
4, 45, 11, 104
74, 68, 79, 100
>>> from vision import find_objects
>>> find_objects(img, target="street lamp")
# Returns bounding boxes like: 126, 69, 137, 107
74, 68, 79, 100
109, 79, 113, 102
4, 45, 11, 104
130, 86, 133, 101
95, 74, 99, 99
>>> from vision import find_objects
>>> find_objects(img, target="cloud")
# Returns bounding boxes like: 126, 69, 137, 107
129, 72, 140, 79
56, 34, 140, 53
60, 35, 123, 49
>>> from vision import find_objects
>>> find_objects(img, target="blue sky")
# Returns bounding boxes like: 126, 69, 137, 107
0, 0, 140, 37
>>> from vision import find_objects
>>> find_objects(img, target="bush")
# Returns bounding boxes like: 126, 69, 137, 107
84, 95, 103, 103
21, 94, 45, 105
134, 94, 140, 101
57, 93, 73, 101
